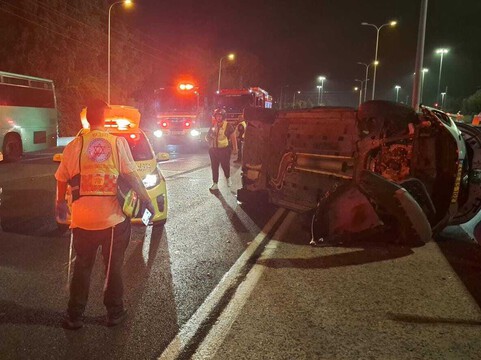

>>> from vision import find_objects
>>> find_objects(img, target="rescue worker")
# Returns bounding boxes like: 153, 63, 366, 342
55, 99, 155, 330
206, 108, 238, 190
234, 116, 246, 163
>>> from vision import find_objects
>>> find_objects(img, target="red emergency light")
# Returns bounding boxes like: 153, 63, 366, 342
178, 83, 195, 91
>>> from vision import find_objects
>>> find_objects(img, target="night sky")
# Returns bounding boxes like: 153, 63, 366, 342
131, 0, 480, 108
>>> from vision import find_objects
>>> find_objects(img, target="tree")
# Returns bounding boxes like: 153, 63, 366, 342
0, 0, 156, 135
462, 89, 481, 115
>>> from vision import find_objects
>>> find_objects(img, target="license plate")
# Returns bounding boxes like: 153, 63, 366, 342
170, 130, 184, 135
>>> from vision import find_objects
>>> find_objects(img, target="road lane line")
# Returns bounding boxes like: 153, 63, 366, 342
159, 207, 288, 360
192, 211, 297, 359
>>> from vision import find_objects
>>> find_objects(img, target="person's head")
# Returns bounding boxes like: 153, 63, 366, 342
213, 108, 226, 123
86, 99, 110, 128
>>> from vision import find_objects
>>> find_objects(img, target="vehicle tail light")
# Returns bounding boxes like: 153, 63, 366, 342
158, 120, 169, 128
184, 121, 191, 128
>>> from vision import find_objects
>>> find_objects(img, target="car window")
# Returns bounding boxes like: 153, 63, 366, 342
113, 132, 153, 161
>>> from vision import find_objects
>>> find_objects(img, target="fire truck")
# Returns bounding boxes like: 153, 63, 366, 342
151, 82, 206, 144
214, 87, 273, 124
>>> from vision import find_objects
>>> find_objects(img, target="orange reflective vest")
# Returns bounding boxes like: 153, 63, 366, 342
79, 130, 119, 196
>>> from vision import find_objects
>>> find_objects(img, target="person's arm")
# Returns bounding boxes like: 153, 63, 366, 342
55, 180, 70, 221
54, 142, 76, 221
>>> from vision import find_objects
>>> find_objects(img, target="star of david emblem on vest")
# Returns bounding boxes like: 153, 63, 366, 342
87, 138, 112, 163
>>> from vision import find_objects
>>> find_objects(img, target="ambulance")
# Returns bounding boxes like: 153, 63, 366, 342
54, 105, 168, 230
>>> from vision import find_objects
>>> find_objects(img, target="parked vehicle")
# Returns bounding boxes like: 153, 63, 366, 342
0, 71, 57, 162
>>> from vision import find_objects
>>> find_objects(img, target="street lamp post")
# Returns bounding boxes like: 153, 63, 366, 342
355, 79, 364, 106
420, 68, 428, 104
293, 91, 300, 108
280, 84, 289, 109
436, 48, 448, 105
361, 20, 397, 100
316, 85, 322, 106
217, 53, 235, 93
357, 61, 376, 102
441, 92, 446, 109
318, 76, 326, 105
108, 0, 133, 104
395, 85, 401, 102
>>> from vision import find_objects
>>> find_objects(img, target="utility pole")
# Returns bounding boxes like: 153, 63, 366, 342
412, 0, 428, 111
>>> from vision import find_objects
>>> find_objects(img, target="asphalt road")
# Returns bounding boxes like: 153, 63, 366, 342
0, 146, 277, 360
2, 147, 481, 359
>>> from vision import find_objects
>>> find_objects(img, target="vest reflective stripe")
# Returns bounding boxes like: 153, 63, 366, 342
214, 121, 229, 148
79, 131, 119, 196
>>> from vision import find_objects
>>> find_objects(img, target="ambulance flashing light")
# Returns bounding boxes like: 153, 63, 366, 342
80, 105, 141, 131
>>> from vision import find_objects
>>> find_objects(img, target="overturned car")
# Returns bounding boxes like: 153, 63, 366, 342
237, 101, 481, 244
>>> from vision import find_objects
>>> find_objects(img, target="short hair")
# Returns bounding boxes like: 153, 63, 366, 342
86, 99, 109, 127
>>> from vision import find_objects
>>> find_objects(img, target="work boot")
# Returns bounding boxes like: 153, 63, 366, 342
107, 309, 128, 327
209, 183, 219, 191
227, 178, 232, 187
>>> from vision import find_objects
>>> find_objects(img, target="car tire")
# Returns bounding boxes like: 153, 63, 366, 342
2, 133, 23, 162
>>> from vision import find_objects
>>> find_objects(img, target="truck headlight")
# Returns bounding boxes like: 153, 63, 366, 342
143, 171, 160, 189
190, 129, 201, 137
154, 130, 163, 138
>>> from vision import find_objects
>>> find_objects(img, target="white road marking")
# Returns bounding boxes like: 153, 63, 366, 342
142, 225, 153, 265
191, 211, 297, 359
158, 207, 288, 360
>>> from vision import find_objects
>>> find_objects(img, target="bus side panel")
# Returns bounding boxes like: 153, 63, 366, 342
0, 106, 57, 152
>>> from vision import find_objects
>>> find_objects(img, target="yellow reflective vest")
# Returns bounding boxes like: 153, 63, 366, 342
79, 130, 119, 196
210, 121, 229, 148
237, 120, 246, 140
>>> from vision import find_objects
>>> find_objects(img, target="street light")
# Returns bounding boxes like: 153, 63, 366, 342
318, 76, 326, 105
361, 20, 397, 100
217, 53, 235, 93
395, 85, 401, 102
316, 85, 322, 105
420, 68, 428, 104
108, 0, 133, 104
436, 48, 449, 105
441, 92, 447, 109
357, 61, 376, 102
293, 91, 301, 108
354, 79, 364, 106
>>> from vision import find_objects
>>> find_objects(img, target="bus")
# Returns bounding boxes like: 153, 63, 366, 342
0, 71, 58, 162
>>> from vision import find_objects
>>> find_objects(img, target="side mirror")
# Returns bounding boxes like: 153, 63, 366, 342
156, 152, 169, 162
53, 153, 63, 162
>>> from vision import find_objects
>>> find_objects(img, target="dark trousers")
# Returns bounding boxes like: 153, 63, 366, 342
237, 139, 243, 161
209, 147, 231, 183
68, 218, 131, 318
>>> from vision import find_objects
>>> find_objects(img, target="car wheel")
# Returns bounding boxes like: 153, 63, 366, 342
3, 133, 22, 162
